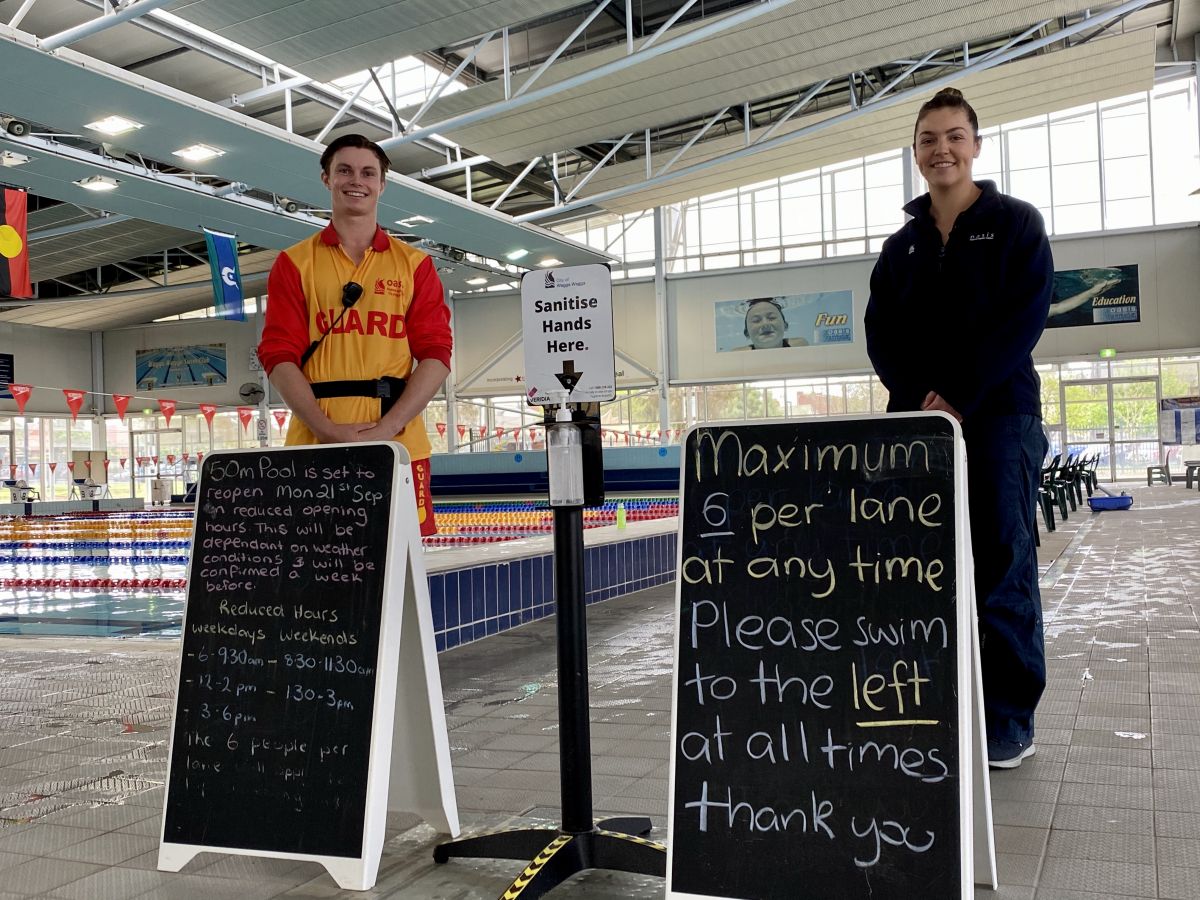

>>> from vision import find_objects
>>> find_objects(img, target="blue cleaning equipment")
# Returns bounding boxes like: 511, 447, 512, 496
1088, 484, 1133, 511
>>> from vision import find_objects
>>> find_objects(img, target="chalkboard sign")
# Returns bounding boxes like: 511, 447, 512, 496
667, 414, 974, 899
159, 443, 406, 885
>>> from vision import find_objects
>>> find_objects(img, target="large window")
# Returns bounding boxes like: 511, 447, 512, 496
552, 79, 1199, 273
0, 406, 290, 501
954, 81, 1198, 236
663, 152, 906, 272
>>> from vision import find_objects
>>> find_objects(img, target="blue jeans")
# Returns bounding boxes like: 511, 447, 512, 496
963, 415, 1048, 744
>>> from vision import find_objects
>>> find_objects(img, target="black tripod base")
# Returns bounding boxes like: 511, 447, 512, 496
433, 819, 665, 900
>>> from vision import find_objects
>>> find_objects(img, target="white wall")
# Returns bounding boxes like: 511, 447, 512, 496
101, 318, 262, 414
451, 279, 659, 397
669, 257, 876, 382
6, 224, 1193, 417
667, 224, 1200, 382
0, 323, 93, 414
1036, 227, 1200, 359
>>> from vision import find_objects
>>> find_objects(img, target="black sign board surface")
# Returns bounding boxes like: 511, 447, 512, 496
668, 415, 968, 899
162, 444, 397, 860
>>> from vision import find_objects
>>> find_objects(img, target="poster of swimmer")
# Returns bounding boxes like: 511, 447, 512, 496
714, 291, 854, 352
1046, 264, 1139, 328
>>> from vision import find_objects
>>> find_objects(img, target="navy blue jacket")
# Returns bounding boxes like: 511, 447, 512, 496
865, 180, 1053, 421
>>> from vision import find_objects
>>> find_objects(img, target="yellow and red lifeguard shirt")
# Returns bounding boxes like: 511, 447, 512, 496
257, 223, 452, 463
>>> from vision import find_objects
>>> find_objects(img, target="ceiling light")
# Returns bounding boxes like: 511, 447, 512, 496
397, 214, 434, 227
0, 151, 30, 168
85, 115, 142, 136
505, 248, 529, 261
75, 174, 119, 192
538, 257, 563, 268
465, 276, 489, 286
173, 143, 225, 162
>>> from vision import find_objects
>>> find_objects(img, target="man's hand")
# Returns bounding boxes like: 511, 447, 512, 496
921, 391, 963, 423
351, 421, 400, 442
315, 421, 377, 443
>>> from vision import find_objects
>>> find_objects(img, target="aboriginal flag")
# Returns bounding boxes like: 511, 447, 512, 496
0, 188, 31, 299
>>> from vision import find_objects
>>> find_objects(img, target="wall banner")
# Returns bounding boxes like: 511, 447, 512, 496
1046, 264, 1139, 329
136, 344, 228, 390
714, 290, 853, 353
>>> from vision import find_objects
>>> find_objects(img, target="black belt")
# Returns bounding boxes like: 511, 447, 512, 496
311, 377, 406, 415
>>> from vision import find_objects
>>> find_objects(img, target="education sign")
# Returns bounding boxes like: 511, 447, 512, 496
1046, 264, 1139, 329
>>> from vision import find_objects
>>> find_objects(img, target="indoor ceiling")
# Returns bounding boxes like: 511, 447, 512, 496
0, 0, 1192, 330
584, 27, 1157, 215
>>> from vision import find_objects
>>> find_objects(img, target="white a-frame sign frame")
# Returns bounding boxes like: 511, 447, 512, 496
157, 442, 459, 891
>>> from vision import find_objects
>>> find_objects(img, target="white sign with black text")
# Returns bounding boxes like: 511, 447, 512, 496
521, 264, 615, 406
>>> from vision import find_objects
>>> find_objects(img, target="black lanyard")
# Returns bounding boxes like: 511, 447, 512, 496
299, 281, 363, 370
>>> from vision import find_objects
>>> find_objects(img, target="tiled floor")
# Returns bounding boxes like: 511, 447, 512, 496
0, 483, 1196, 898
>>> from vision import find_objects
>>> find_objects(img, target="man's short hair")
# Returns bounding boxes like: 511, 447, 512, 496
320, 133, 391, 177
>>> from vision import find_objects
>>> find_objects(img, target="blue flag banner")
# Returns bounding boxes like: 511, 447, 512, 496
202, 227, 245, 321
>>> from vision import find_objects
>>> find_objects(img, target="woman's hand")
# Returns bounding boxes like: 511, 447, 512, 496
921, 391, 963, 423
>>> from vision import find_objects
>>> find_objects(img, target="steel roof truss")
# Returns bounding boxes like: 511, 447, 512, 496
112, 261, 162, 288
223, 75, 311, 109
409, 31, 498, 131
43, 0, 174, 51
66, 0, 451, 154
513, 0, 614, 100
658, 108, 728, 178
640, 0, 700, 52
565, 132, 633, 203
516, 0, 1155, 222
8, 0, 41, 31
489, 156, 542, 210
314, 75, 373, 143
377, 0, 796, 151
977, 20, 1053, 65
753, 78, 832, 147
870, 50, 940, 106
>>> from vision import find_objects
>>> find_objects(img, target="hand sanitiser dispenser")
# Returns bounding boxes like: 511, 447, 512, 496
546, 395, 584, 507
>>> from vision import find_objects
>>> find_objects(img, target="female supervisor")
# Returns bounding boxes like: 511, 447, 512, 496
864, 88, 1053, 770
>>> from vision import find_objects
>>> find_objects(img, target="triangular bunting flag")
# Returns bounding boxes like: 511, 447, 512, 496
63, 389, 86, 421
8, 384, 31, 414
